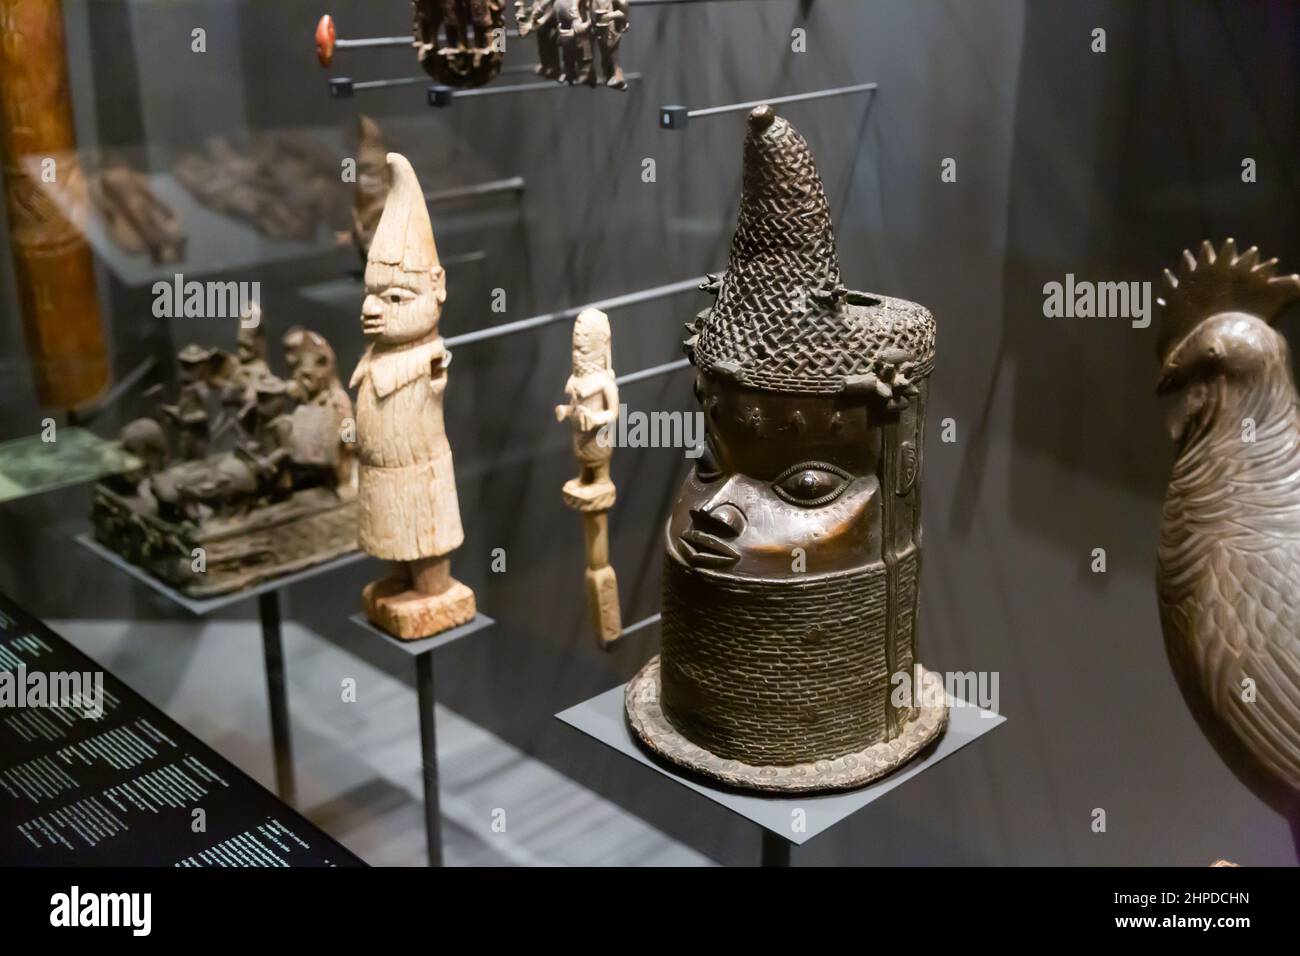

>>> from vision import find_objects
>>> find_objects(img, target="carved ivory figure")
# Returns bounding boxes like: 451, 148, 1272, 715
351, 152, 475, 639
555, 308, 621, 647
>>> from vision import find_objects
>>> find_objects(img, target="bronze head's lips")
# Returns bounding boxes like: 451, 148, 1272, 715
678, 529, 741, 568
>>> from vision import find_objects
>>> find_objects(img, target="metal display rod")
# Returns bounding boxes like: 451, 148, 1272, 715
659, 81, 878, 129
425, 176, 525, 205
329, 62, 543, 97
315, 0, 738, 64
446, 275, 707, 348
314, 15, 519, 67
619, 612, 662, 637
329, 75, 420, 97
428, 73, 642, 107
331, 72, 642, 102
333, 34, 409, 51
615, 358, 689, 386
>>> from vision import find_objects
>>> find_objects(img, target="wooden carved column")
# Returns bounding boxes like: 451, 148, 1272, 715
0, 0, 108, 408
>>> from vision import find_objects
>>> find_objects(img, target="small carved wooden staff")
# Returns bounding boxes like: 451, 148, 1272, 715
555, 308, 621, 648
0, 0, 109, 408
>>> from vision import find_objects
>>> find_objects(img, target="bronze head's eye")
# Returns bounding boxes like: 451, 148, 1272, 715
695, 442, 723, 483
773, 462, 852, 506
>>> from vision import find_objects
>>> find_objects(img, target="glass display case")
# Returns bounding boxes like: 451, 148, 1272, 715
1, 0, 1298, 890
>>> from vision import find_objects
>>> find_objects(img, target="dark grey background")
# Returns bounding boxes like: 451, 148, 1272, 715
1, 0, 1297, 864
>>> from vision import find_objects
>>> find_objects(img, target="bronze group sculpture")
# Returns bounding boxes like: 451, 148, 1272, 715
555, 308, 622, 648
352, 152, 476, 640
514, 0, 559, 80
92, 315, 357, 597
517, 0, 627, 90
1155, 239, 1300, 858
624, 106, 948, 793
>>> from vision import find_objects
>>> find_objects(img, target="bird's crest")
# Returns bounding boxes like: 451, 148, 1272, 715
1157, 238, 1300, 361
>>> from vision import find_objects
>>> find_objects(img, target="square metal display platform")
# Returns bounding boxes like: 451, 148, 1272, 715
558, 683, 1005, 848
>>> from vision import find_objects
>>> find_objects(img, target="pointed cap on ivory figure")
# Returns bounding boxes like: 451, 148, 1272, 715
368, 152, 440, 274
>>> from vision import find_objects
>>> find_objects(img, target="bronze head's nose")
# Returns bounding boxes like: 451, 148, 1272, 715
690, 502, 746, 538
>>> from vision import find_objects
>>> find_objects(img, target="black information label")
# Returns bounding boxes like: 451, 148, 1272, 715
0, 592, 364, 867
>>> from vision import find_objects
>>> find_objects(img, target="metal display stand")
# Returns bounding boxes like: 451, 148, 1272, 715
75, 533, 371, 806
348, 613, 496, 866
75, 532, 497, 867
557, 681, 1006, 866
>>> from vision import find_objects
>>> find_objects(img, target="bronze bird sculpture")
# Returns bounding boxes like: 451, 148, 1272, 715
1156, 238, 1300, 860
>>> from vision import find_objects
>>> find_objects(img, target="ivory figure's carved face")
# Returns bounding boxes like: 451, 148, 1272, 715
360, 261, 447, 346
666, 372, 881, 579
571, 310, 612, 377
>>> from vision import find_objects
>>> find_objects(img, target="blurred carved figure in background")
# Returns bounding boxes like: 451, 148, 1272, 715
350, 115, 392, 265
1155, 239, 1300, 860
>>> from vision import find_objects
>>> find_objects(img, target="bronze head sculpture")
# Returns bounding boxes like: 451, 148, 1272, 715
625, 106, 948, 793
1155, 239, 1300, 858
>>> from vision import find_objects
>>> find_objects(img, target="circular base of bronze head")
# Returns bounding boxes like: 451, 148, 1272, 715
625, 656, 949, 794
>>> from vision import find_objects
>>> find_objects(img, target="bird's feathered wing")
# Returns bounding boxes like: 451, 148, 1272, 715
1159, 525, 1300, 813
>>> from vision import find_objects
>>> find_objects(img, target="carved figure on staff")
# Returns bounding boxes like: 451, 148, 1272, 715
556, 308, 622, 647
